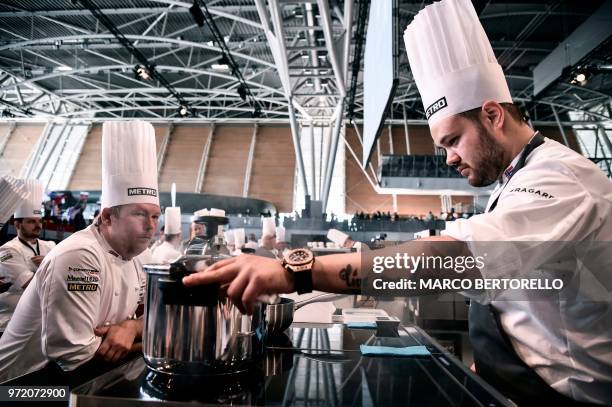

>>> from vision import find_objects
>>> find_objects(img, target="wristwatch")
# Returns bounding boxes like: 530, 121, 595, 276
282, 248, 315, 294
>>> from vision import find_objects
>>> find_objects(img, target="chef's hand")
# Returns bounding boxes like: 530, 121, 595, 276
31, 255, 45, 267
94, 319, 143, 363
182, 255, 295, 315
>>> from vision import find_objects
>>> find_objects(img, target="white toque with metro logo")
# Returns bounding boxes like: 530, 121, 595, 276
101, 121, 160, 209
14, 179, 44, 219
403, 0, 512, 125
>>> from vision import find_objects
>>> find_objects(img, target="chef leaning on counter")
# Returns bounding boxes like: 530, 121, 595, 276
183, 0, 612, 405
0, 180, 56, 334
0, 121, 161, 382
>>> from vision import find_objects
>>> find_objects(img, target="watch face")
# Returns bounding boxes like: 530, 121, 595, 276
287, 248, 313, 265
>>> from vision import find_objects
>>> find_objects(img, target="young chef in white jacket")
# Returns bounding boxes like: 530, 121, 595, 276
182, 0, 612, 404
0, 121, 161, 382
152, 206, 182, 263
0, 180, 56, 332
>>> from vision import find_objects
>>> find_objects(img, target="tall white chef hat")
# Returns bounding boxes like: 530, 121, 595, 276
261, 217, 276, 238
276, 225, 286, 243
101, 121, 159, 209
0, 176, 29, 223
403, 0, 512, 125
233, 228, 246, 249
164, 207, 181, 235
327, 229, 349, 247
14, 179, 43, 219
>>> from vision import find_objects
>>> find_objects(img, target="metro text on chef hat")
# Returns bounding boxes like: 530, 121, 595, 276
360, 240, 612, 304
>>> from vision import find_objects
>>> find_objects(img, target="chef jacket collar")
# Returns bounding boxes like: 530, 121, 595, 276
498, 132, 541, 186
91, 224, 128, 262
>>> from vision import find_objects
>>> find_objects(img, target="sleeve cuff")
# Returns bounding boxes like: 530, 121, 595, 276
54, 336, 102, 372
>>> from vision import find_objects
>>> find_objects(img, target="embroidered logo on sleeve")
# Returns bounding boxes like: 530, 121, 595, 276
66, 266, 100, 292
0, 253, 13, 263
67, 283, 98, 292
508, 187, 554, 199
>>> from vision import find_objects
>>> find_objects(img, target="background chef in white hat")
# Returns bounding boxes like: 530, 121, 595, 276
0, 176, 30, 294
0, 179, 56, 334
255, 217, 278, 259
152, 206, 182, 263
182, 1, 612, 404
180, 208, 208, 251
0, 121, 161, 382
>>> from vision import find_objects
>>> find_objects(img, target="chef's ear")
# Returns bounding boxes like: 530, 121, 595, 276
98, 207, 117, 226
96, 208, 111, 226
481, 100, 504, 130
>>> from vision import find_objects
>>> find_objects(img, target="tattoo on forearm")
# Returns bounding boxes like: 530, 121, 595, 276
339, 265, 361, 291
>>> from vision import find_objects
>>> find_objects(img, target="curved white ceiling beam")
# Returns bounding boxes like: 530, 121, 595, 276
55, 105, 289, 118
0, 64, 284, 97
49, 93, 289, 108
0, 35, 274, 68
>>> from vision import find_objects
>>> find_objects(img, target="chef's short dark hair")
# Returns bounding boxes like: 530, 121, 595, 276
459, 103, 529, 125
94, 205, 124, 226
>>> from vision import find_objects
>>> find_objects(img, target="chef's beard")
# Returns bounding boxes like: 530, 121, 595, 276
469, 124, 506, 187
22, 228, 41, 240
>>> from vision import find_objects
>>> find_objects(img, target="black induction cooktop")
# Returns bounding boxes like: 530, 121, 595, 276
70, 324, 512, 407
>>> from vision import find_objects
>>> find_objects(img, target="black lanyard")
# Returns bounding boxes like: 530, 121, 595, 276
18, 237, 40, 256
487, 132, 545, 213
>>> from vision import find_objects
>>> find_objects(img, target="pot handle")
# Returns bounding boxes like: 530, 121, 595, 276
157, 277, 219, 306
294, 293, 348, 310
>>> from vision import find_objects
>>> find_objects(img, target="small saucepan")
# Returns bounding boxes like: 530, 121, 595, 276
266, 293, 347, 335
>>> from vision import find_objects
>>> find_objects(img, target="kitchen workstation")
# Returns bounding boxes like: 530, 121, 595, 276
2, 212, 509, 407
83, 228, 509, 407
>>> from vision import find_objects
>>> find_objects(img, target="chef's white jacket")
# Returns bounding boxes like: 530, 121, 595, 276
151, 241, 181, 263
0, 224, 149, 382
443, 137, 612, 404
0, 237, 56, 331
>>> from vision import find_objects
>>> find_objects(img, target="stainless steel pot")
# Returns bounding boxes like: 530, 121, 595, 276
143, 258, 266, 376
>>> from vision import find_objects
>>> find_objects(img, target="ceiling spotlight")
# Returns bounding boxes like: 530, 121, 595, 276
574, 72, 587, 85
178, 105, 190, 117
211, 55, 231, 71
134, 64, 153, 81
237, 84, 247, 101
563, 65, 590, 87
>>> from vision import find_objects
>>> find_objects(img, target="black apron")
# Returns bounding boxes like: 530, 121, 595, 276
468, 133, 595, 405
